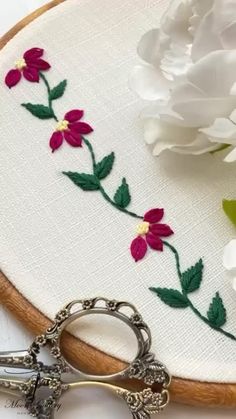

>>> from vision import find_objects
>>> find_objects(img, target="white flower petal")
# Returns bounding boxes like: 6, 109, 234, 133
142, 117, 197, 152
224, 146, 236, 162
171, 81, 205, 104
140, 100, 171, 118
161, 43, 192, 78
230, 109, 236, 122
161, 1, 192, 44
192, 0, 214, 20
213, 0, 236, 34
187, 50, 236, 97
223, 239, 236, 271
129, 64, 170, 100
172, 133, 218, 155
137, 29, 162, 66
140, 101, 187, 127
173, 97, 236, 127
158, 108, 186, 126
189, 0, 214, 35
221, 23, 236, 49
200, 117, 236, 140
230, 82, 236, 95
191, 11, 223, 62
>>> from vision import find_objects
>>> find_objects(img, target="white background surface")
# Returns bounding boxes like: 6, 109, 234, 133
0, 1, 235, 418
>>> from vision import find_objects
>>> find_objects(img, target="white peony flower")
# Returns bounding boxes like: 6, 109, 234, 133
130, 0, 236, 160
223, 239, 236, 290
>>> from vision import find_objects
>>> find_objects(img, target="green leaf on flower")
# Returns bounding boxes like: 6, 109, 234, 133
222, 199, 236, 227
114, 178, 131, 208
210, 144, 231, 154
149, 287, 189, 308
207, 292, 226, 327
21, 103, 54, 119
63, 172, 99, 191
95, 152, 115, 180
49, 80, 67, 100
181, 259, 203, 294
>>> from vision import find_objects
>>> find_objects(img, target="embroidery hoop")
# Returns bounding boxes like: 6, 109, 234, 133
0, 0, 235, 408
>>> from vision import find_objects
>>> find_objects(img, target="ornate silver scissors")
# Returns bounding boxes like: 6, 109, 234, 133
0, 297, 171, 418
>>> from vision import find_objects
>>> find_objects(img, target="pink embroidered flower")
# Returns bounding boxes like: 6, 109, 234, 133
130, 209, 173, 262
49, 109, 93, 152
5, 48, 50, 88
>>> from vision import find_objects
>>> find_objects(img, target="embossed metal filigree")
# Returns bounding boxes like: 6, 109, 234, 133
118, 388, 169, 418
127, 353, 168, 386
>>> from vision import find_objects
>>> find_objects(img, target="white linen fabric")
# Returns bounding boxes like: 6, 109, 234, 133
0, 0, 235, 383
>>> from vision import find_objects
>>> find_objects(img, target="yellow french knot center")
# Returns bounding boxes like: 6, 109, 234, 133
15, 58, 26, 70
136, 221, 150, 236
56, 120, 69, 131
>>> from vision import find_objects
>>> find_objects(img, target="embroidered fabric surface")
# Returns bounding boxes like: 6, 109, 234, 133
0, 0, 235, 382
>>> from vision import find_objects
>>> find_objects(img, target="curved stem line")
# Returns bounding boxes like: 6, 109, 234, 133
83, 137, 143, 220
162, 241, 182, 280
39, 72, 58, 121
185, 298, 236, 341
163, 241, 236, 341
99, 183, 143, 219
83, 136, 96, 171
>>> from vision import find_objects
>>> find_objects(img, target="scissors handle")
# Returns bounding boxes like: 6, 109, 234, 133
52, 380, 169, 419
0, 373, 39, 403
23, 297, 171, 418
0, 350, 35, 369
0, 297, 171, 418
30, 297, 169, 385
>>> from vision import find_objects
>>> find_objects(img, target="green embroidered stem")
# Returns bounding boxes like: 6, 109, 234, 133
184, 295, 236, 341
83, 137, 96, 171
99, 182, 142, 219
83, 137, 143, 219
39, 72, 58, 121
161, 241, 236, 341
162, 241, 182, 280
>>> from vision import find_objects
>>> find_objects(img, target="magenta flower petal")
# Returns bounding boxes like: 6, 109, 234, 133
146, 233, 163, 251
5, 69, 21, 88
24, 48, 44, 60
144, 208, 164, 223
150, 223, 174, 237
23, 67, 39, 82
130, 236, 147, 262
49, 131, 63, 152
64, 130, 82, 147
69, 122, 93, 134
28, 59, 51, 70
64, 109, 84, 122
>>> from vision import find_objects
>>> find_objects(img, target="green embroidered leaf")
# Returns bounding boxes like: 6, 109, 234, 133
207, 292, 226, 327
63, 172, 99, 191
49, 80, 67, 100
95, 152, 115, 180
21, 103, 54, 119
222, 199, 236, 227
114, 178, 131, 208
149, 287, 189, 308
181, 259, 203, 294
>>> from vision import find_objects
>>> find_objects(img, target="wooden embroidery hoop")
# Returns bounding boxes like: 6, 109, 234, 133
0, 0, 236, 408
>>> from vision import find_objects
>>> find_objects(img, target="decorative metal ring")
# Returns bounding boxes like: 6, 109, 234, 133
51, 297, 152, 381
30, 297, 169, 387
